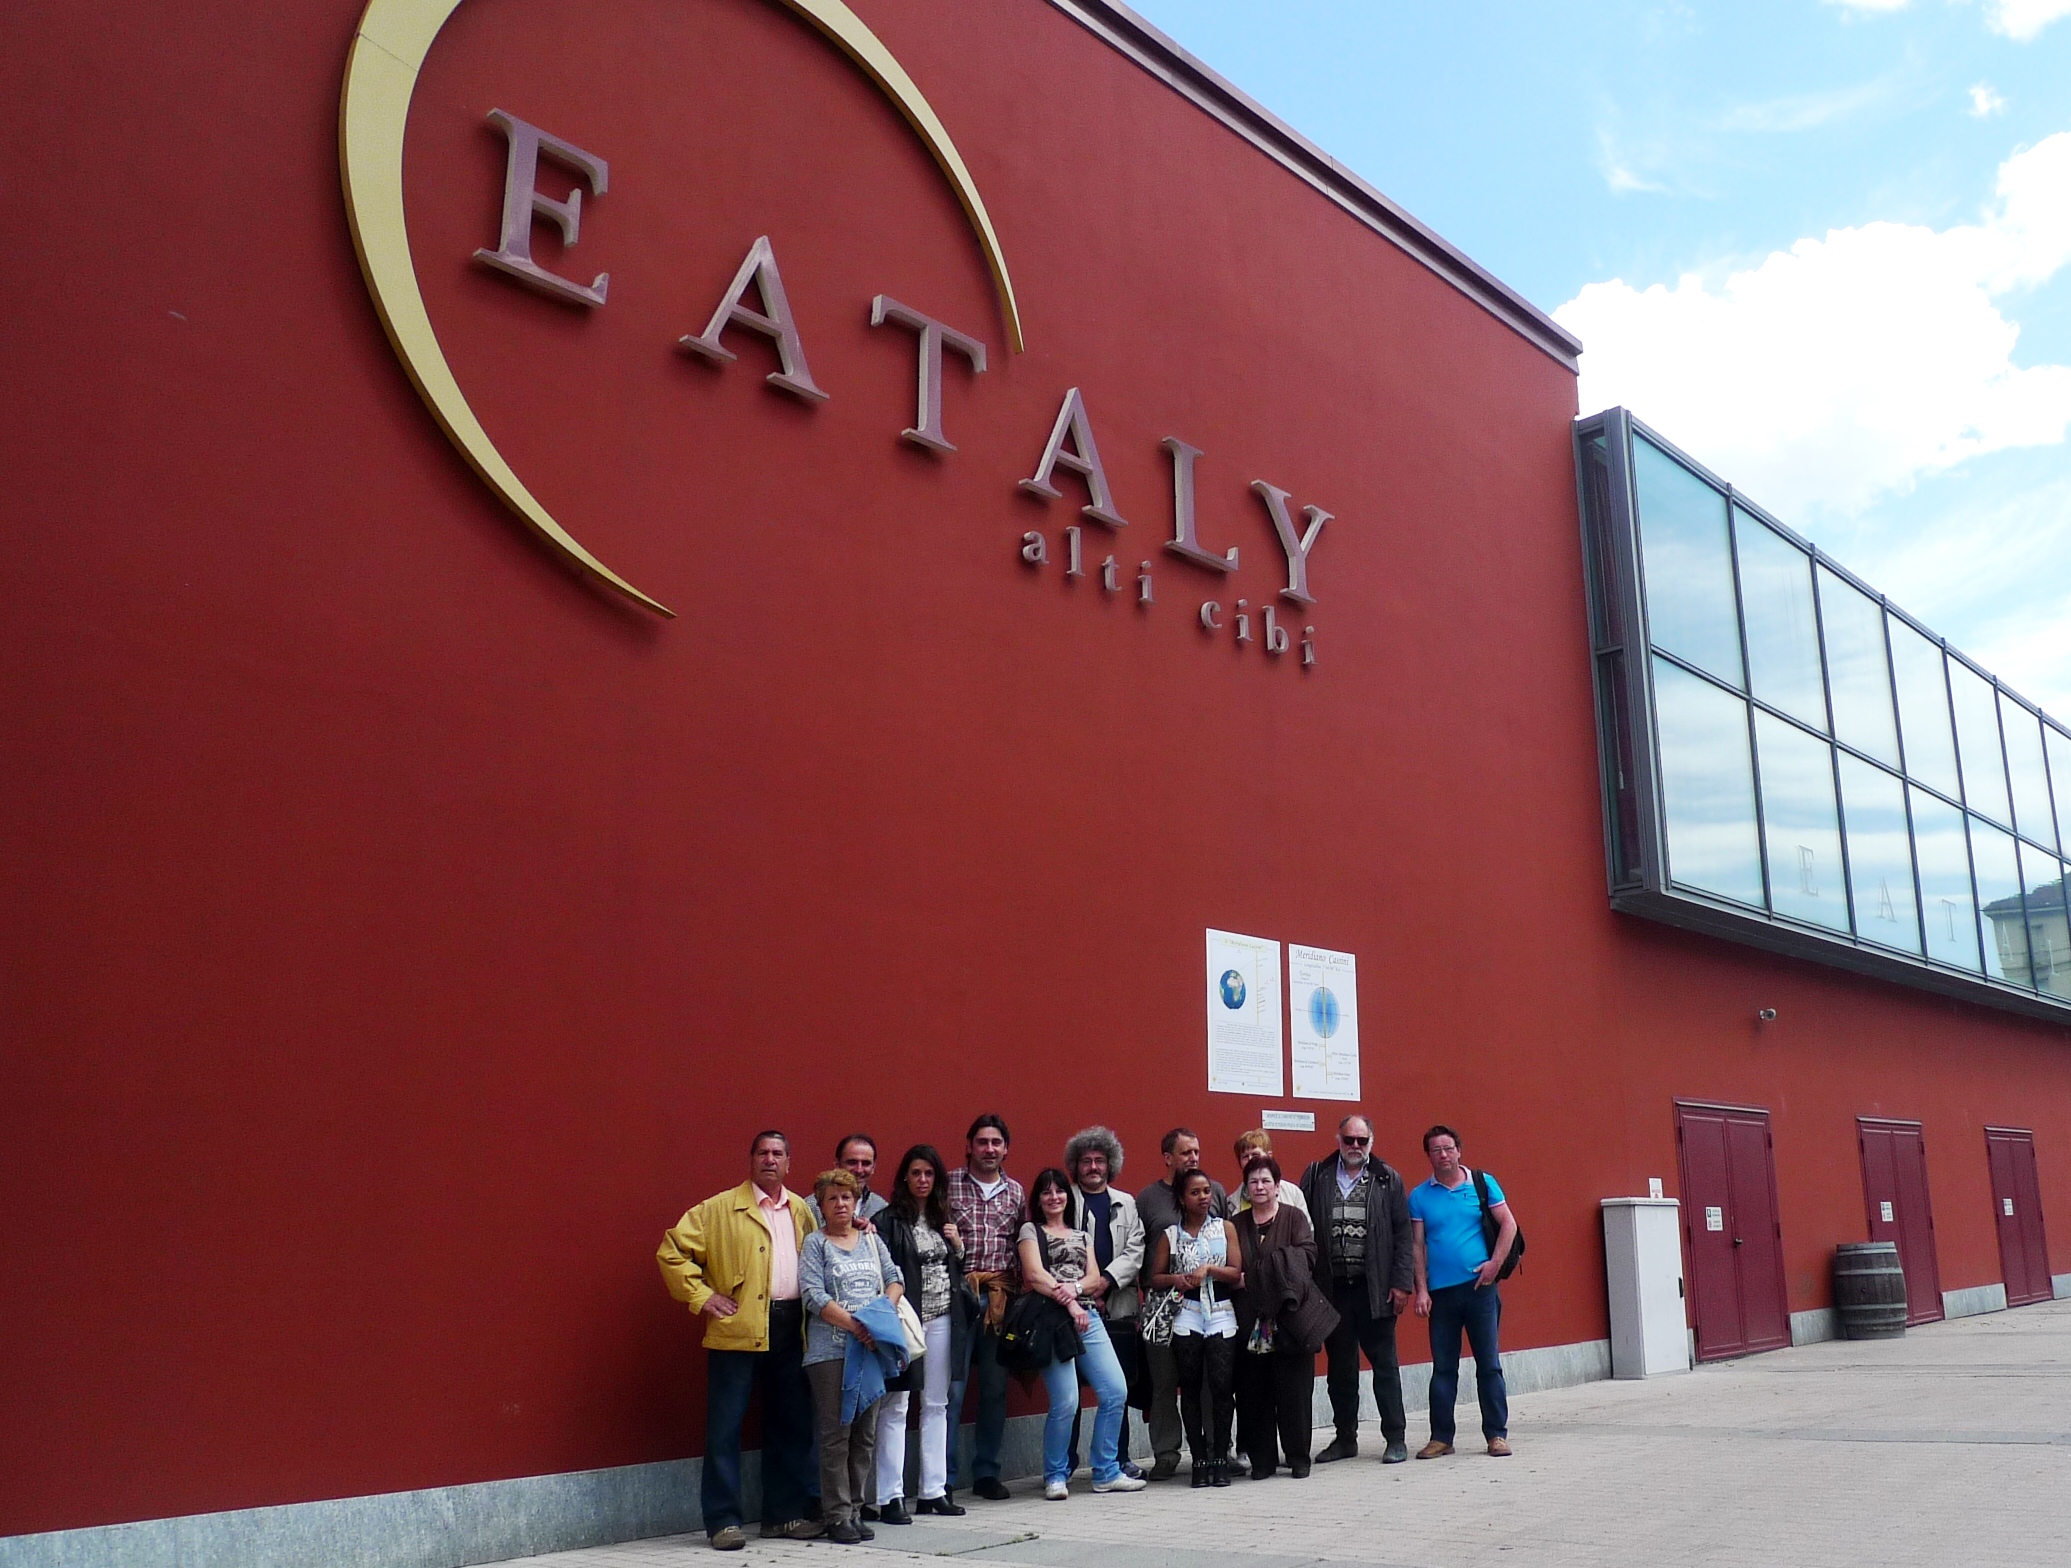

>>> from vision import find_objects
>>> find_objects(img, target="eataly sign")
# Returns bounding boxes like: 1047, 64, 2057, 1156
475, 109, 1332, 665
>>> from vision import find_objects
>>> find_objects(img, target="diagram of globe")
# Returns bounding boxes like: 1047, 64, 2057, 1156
1219, 969, 1246, 1009
1309, 985, 1340, 1038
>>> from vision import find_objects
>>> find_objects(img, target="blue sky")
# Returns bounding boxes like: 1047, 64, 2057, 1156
1129, 0, 2071, 716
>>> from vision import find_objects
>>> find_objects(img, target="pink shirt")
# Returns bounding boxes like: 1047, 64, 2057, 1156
757, 1187, 800, 1301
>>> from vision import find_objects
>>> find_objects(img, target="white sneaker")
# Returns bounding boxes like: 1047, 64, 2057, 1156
1044, 1480, 1069, 1501
1091, 1474, 1147, 1493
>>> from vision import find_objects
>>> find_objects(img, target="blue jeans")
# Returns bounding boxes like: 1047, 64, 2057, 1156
946, 1325, 1009, 1486
1426, 1282, 1507, 1444
1042, 1312, 1127, 1484
702, 1301, 814, 1533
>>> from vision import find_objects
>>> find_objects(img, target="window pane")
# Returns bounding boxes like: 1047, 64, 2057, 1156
2002, 696, 2056, 851
1950, 662, 2011, 825
1839, 754, 1920, 954
1654, 657, 1764, 905
1635, 440, 1743, 687
2051, 725, 2071, 858
1755, 712, 1848, 931
1737, 513, 1826, 728
1971, 818, 2029, 985
1911, 789, 1981, 972
1819, 568, 1898, 766
1890, 622, 1959, 798
2019, 842, 2071, 1001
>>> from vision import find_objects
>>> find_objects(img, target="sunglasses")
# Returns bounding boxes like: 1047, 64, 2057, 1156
1339, 1135, 1371, 1146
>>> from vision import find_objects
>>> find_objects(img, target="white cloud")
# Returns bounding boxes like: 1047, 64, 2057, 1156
1715, 73, 1906, 133
1555, 131, 2071, 518
1969, 82, 2008, 117
1824, 0, 1908, 12
1984, 0, 2071, 41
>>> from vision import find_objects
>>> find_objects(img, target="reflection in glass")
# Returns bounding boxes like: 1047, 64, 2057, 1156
1738, 514, 1827, 728
1818, 568, 1898, 766
2019, 842, 2071, 1000
1635, 441, 1743, 687
2051, 726, 2071, 858
1910, 789, 1981, 972
1890, 624, 1959, 798
1838, 754, 1919, 954
1950, 662, 2010, 825
1654, 657, 1764, 905
1970, 818, 2029, 985
2002, 696, 2055, 851
1754, 713, 1849, 931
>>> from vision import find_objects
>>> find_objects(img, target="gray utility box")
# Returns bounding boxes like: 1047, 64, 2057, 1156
1602, 1197, 1691, 1378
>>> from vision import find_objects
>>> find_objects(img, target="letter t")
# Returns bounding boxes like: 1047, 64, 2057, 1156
869, 296, 987, 453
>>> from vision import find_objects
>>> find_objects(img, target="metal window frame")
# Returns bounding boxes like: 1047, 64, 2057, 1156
1575, 408, 2071, 1026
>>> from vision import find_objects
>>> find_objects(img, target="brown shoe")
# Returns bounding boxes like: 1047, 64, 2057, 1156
1415, 1441, 1453, 1460
1486, 1438, 1513, 1457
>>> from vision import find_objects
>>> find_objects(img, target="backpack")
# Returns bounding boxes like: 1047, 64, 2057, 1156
1472, 1170, 1525, 1281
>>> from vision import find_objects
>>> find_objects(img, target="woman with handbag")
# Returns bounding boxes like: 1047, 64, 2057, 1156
871, 1145, 971, 1522
1231, 1154, 1324, 1479
1147, 1168, 1242, 1486
1015, 1168, 1144, 1501
799, 1169, 905, 1544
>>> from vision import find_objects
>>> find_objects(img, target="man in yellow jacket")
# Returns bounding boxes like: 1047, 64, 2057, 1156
659, 1130, 821, 1550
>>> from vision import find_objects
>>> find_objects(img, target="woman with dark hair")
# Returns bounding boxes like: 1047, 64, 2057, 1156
1016, 1167, 1142, 1500
1232, 1153, 1322, 1479
1147, 1168, 1241, 1485
871, 1145, 971, 1521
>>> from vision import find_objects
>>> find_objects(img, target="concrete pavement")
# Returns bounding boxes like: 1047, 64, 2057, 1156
510, 1299, 2071, 1568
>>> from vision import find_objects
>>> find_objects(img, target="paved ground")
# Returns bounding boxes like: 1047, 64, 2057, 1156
514, 1300, 2071, 1568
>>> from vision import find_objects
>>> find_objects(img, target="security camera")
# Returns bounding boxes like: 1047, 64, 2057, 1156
1757, 1008, 1778, 1022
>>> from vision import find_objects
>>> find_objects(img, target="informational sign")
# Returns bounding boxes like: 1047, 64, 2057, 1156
1262, 1109, 1315, 1132
2004, 1197, 2016, 1216
1206, 929, 1283, 1096
1648, 1177, 1664, 1199
1880, 1201, 1895, 1223
1288, 943, 1359, 1100
1705, 1206, 1724, 1232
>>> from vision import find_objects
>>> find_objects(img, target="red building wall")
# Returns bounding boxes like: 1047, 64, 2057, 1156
3, 0, 2065, 1540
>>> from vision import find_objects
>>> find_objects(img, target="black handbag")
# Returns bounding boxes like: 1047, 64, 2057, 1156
1473, 1170, 1526, 1280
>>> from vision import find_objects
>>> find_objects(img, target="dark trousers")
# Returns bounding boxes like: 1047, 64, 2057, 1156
1324, 1276, 1404, 1443
702, 1301, 813, 1534
1069, 1315, 1142, 1473
1235, 1351, 1314, 1474
805, 1360, 878, 1526
945, 1324, 1009, 1486
1172, 1333, 1236, 1462
1428, 1282, 1507, 1444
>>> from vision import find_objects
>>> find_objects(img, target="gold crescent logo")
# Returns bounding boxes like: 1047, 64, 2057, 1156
338, 0, 1025, 618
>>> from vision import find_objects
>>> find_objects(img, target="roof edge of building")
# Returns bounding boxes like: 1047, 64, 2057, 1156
1044, 0, 1584, 373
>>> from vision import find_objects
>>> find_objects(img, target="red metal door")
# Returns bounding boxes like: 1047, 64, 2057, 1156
1858, 1119, 1943, 1325
1677, 1102, 1792, 1359
1987, 1128, 2053, 1306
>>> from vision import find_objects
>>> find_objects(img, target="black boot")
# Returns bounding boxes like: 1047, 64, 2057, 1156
917, 1492, 965, 1517
1210, 1456, 1232, 1488
1190, 1455, 1211, 1489
879, 1499, 911, 1525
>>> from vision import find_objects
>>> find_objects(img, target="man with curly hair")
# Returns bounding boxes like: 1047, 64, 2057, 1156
1063, 1126, 1147, 1479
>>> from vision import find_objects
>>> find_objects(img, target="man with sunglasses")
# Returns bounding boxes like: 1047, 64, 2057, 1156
1297, 1115, 1413, 1465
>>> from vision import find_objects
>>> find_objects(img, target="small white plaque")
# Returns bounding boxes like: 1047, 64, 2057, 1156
1261, 1109, 1315, 1132
1705, 1205, 1724, 1232
1648, 1177, 1664, 1199
1880, 1200, 1895, 1223
2004, 1197, 2016, 1216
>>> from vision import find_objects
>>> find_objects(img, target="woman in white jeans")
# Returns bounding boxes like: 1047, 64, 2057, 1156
870, 1145, 972, 1521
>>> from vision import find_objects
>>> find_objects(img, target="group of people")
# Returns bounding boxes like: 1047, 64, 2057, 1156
657, 1114, 1520, 1551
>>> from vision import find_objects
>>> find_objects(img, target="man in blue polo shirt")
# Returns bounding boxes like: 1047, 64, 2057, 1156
1408, 1125, 1519, 1458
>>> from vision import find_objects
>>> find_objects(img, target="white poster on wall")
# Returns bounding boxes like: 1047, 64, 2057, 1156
1289, 943, 1359, 1100
1206, 929, 1283, 1096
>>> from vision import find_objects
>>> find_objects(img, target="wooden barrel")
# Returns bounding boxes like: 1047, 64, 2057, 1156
1833, 1241, 1907, 1339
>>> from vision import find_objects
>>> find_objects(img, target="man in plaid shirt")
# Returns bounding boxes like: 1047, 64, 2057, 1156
945, 1113, 1024, 1500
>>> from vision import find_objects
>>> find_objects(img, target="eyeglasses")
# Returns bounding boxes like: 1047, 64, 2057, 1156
1339, 1135, 1371, 1146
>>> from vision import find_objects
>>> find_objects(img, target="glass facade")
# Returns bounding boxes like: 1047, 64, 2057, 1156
1577, 408, 2071, 1020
